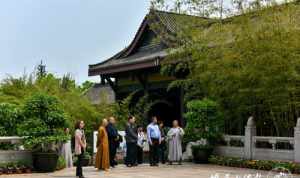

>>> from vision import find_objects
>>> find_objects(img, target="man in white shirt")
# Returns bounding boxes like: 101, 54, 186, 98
147, 116, 161, 166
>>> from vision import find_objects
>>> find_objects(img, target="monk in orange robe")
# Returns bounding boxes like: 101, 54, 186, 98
95, 118, 110, 171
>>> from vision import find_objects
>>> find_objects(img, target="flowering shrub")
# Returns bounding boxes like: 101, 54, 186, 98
209, 155, 300, 174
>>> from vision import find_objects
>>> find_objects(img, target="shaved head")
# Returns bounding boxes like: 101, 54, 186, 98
109, 116, 116, 124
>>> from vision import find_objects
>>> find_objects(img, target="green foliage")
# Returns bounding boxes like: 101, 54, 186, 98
56, 156, 66, 170
17, 93, 69, 152
73, 152, 91, 166
153, 1, 300, 136
193, 4, 300, 136
0, 161, 32, 174
23, 93, 68, 129
0, 71, 115, 155
83, 152, 91, 159
112, 90, 171, 129
131, 94, 153, 127
0, 103, 21, 136
0, 143, 15, 150
79, 81, 94, 93
112, 94, 133, 130
184, 99, 223, 144
209, 155, 300, 174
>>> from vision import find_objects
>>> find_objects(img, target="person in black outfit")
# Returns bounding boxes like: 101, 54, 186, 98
106, 116, 119, 168
159, 121, 167, 164
125, 116, 138, 167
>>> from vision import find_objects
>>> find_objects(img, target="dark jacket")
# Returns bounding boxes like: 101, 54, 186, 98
160, 127, 168, 150
106, 123, 119, 145
125, 123, 138, 143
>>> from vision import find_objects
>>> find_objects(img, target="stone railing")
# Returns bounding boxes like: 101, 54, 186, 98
0, 136, 32, 164
223, 135, 245, 147
253, 136, 294, 150
213, 117, 300, 162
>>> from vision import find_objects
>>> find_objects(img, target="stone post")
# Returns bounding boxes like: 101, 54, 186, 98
244, 116, 256, 160
294, 118, 300, 163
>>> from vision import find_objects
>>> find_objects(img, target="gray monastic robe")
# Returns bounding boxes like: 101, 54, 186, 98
167, 127, 185, 162
60, 139, 73, 168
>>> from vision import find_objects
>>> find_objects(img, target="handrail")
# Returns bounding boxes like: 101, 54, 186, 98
0, 136, 23, 144
253, 136, 294, 144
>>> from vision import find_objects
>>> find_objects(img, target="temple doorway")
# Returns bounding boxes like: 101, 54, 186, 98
147, 100, 177, 127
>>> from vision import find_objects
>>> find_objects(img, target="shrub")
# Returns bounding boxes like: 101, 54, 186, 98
17, 93, 69, 152
0, 103, 21, 136
0, 161, 32, 174
184, 99, 223, 144
83, 152, 91, 160
56, 156, 66, 170
209, 155, 300, 174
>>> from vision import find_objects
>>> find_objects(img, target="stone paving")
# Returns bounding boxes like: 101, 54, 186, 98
2, 164, 300, 178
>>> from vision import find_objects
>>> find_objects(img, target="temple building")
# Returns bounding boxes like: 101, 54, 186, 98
88, 10, 211, 126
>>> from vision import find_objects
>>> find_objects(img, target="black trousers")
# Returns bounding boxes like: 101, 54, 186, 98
109, 142, 118, 166
159, 142, 167, 164
76, 150, 84, 177
137, 146, 143, 164
126, 142, 137, 165
149, 138, 160, 165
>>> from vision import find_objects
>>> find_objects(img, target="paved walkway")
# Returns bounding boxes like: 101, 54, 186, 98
2, 164, 300, 178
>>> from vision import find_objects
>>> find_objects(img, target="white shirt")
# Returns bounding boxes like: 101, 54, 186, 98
137, 132, 145, 148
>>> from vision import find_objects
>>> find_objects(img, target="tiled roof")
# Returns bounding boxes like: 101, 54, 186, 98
88, 10, 213, 76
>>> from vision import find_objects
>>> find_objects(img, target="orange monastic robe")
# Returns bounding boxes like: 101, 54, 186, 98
95, 126, 110, 170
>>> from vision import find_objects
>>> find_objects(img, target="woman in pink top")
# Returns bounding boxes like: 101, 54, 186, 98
75, 120, 86, 178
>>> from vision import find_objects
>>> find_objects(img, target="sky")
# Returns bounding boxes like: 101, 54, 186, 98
0, 0, 150, 84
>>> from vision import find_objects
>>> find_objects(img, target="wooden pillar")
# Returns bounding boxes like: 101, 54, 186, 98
137, 72, 149, 94
100, 75, 105, 85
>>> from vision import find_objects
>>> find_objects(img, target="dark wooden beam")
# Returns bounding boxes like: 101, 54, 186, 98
100, 75, 105, 85
88, 57, 162, 76
103, 76, 117, 92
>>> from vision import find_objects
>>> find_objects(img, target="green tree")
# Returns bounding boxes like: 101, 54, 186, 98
151, 0, 300, 136
0, 70, 115, 154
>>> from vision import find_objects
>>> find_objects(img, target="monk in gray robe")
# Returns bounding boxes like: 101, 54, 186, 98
167, 120, 185, 165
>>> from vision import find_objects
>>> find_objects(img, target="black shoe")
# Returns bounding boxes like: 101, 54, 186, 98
79, 176, 85, 178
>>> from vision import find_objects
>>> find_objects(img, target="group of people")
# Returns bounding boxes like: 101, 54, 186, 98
95, 117, 121, 171
147, 116, 185, 166
124, 115, 185, 167
72, 116, 185, 178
